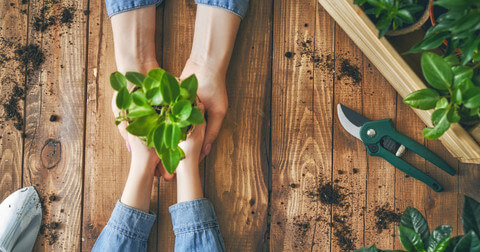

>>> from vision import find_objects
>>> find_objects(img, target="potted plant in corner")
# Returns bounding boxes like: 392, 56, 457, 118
403, 0, 480, 141
110, 68, 204, 174
354, 0, 432, 38
357, 195, 480, 251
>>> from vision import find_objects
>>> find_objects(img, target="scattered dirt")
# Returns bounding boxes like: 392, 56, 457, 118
284, 51, 294, 58
49, 115, 58, 122
332, 214, 355, 250
60, 7, 75, 25
338, 59, 362, 85
31, 0, 76, 32
374, 203, 401, 233
307, 182, 346, 206
292, 214, 314, 248
2, 83, 25, 130
14, 44, 45, 73
33, 6, 56, 32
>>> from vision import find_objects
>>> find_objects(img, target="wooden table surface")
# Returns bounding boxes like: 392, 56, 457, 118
1, 0, 479, 251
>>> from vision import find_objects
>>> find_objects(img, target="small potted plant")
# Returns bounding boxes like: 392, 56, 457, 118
110, 68, 204, 174
354, 0, 431, 38
357, 195, 480, 251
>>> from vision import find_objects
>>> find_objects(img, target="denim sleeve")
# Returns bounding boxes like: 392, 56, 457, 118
169, 198, 225, 252
106, 0, 249, 19
92, 201, 156, 252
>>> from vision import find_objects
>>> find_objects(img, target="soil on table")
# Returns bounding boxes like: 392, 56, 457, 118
374, 203, 402, 233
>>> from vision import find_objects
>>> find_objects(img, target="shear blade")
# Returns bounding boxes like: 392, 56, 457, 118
337, 104, 371, 141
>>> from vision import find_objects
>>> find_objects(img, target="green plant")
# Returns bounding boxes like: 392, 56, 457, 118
356, 195, 480, 252
110, 68, 204, 174
354, 0, 425, 37
403, 52, 480, 139
407, 0, 480, 65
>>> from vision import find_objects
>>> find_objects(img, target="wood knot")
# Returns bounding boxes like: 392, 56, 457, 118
41, 139, 61, 169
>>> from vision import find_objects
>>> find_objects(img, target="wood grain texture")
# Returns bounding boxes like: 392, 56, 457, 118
332, 24, 367, 251
23, 0, 87, 250
271, 0, 320, 250
317, 0, 480, 164
0, 0, 28, 200
204, 0, 271, 250
362, 57, 397, 249
82, 0, 128, 250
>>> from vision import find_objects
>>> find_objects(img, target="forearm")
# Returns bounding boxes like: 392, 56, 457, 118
187, 4, 241, 75
175, 159, 203, 203
110, 6, 158, 73
121, 157, 156, 212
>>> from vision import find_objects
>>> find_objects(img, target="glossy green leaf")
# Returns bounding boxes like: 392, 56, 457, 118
464, 87, 480, 109
116, 87, 131, 110
434, 0, 471, 10
132, 90, 148, 106
172, 100, 192, 121
187, 107, 204, 125
178, 146, 185, 159
160, 72, 180, 104
143, 76, 160, 91
127, 105, 155, 118
407, 32, 449, 54
421, 52, 453, 90
180, 74, 198, 102
153, 123, 167, 155
426, 225, 452, 252
444, 55, 460, 67
146, 87, 164, 106
453, 66, 473, 87
403, 89, 440, 110
160, 148, 181, 174
463, 195, 480, 235
355, 244, 381, 252
125, 72, 147, 87
447, 106, 461, 123
148, 68, 165, 82
164, 123, 181, 148
126, 113, 158, 137
399, 226, 425, 252
423, 108, 451, 139
445, 236, 463, 252
147, 125, 157, 148
461, 34, 480, 65
401, 207, 430, 244
456, 78, 475, 92
453, 231, 480, 252
436, 97, 449, 109
110, 72, 127, 91
453, 89, 462, 104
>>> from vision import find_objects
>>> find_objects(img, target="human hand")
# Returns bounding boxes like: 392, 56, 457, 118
180, 61, 227, 159
178, 103, 207, 164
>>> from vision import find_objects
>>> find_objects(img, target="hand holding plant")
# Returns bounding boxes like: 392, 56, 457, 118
110, 68, 204, 175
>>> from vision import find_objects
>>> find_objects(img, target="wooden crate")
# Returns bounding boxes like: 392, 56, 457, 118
318, 0, 480, 164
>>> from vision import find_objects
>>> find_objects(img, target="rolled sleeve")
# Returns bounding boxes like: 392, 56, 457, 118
105, 0, 163, 18
195, 0, 249, 19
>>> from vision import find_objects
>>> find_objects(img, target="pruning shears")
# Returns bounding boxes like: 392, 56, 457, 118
337, 104, 456, 192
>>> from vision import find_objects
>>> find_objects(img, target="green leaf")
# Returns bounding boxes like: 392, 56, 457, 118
426, 225, 452, 252
178, 146, 185, 159
127, 105, 155, 118
399, 226, 426, 252
453, 231, 480, 252
180, 74, 198, 102
464, 87, 480, 109
407, 32, 449, 54
434, 0, 471, 10
160, 72, 180, 104
110, 72, 127, 91
463, 195, 480, 235
160, 148, 181, 174
447, 106, 461, 123
116, 87, 131, 110
461, 34, 480, 65
187, 107, 204, 125
436, 97, 449, 109
397, 9, 414, 23
401, 207, 430, 244
403, 89, 440, 110
455, 78, 475, 92
423, 108, 451, 139
125, 72, 147, 87
445, 236, 463, 252
143, 76, 160, 91
421, 52, 453, 90
126, 113, 158, 137
355, 244, 382, 252
148, 68, 165, 82
153, 123, 167, 154
172, 100, 193, 121
147, 125, 157, 148
164, 123, 181, 148
452, 89, 462, 104
453, 66, 473, 87
146, 87, 164, 106
444, 55, 460, 67
132, 90, 148, 106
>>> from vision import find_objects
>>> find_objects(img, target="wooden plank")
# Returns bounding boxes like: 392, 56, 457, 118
332, 24, 367, 251
311, 3, 335, 251
204, 0, 271, 250
0, 0, 28, 200
318, 0, 480, 164
457, 163, 480, 234
362, 57, 397, 249
22, 0, 87, 250
270, 0, 321, 250
393, 101, 428, 249
158, 0, 196, 249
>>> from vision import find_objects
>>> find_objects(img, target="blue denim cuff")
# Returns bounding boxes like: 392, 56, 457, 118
106, 201, 156, 242
105, 0, 163, 18
195, 0, 248, 19
169, 198, 219, 235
